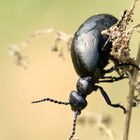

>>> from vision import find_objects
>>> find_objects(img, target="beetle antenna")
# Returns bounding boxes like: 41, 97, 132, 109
31, 97, 69, 105
69, 110, 80, 140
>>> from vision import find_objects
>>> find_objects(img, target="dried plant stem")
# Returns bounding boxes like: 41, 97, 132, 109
122, 43, 140, 140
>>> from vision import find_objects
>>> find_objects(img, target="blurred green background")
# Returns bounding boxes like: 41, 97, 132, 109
0, 0, 140, 140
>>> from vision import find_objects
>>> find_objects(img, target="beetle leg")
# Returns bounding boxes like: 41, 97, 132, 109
98, 74, 128, 83
95, 85, 126, 113
104, 63, 140, 74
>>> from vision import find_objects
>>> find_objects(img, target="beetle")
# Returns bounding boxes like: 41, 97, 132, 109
32, 14, 140, 140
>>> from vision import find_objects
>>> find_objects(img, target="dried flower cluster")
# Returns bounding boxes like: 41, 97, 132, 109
102, 0, 140, 68
8, 28, 72, 68
8, 44, 29, 69
51, 30, 73, 59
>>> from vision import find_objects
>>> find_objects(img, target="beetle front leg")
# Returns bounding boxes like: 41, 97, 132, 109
95, 85, 126, 113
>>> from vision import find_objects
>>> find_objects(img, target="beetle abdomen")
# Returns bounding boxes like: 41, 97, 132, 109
71, 14, 118, 77
71, 29, 102, 76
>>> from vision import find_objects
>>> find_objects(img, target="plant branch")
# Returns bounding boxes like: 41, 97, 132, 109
122, 43, 140, 140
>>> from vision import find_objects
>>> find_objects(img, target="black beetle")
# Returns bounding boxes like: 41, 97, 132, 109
32, 14, 140, 140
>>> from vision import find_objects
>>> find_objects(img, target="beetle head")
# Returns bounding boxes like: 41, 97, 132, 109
69, 90, 87, 113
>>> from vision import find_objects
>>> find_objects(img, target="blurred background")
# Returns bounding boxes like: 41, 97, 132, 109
0, 0, 140, 140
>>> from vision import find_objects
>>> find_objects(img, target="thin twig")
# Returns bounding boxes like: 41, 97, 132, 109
122, 43, 140, 140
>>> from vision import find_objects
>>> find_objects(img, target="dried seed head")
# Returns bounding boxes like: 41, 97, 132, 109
102, 0, 140, 73
8, 28, 73, 68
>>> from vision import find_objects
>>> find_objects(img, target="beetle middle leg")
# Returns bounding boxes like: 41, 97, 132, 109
95, 85, 126, 113
104, 63, 140, 74
98, 74, 128, 83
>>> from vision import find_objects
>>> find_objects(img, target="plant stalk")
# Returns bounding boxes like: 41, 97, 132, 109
122, 43, 140, 140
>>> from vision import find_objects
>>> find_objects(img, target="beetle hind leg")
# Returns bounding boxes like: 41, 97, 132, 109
95, 85, 126, 113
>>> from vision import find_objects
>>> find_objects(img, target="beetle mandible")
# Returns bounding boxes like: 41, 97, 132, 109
32, 14, 140, 140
